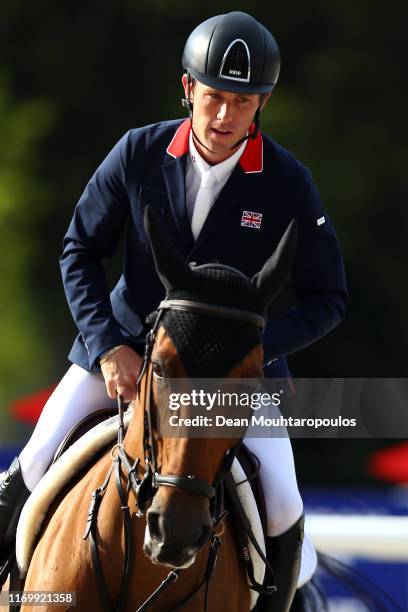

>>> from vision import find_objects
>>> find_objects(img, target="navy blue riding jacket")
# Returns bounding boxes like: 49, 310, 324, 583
60, 118, 347, 381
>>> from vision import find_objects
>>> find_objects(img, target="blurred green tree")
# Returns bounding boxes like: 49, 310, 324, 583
0, 69, 56, 425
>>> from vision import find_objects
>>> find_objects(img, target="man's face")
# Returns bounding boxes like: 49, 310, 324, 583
182, 75, 269, 165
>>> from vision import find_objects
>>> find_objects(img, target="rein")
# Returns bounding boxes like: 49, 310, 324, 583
84, 298, 273, 611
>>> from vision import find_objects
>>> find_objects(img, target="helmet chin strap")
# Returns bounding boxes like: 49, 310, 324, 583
232, 107, 261, 148
190, 117, 259, 156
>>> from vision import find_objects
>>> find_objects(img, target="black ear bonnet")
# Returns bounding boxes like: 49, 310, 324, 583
159, 264, 264, 378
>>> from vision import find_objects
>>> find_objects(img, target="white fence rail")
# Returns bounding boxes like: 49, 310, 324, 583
306, 514, 408, 561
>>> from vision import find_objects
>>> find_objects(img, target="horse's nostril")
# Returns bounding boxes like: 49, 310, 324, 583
147, 511, 161, 540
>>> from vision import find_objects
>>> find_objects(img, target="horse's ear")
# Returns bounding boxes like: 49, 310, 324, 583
144, 206, 192, 291
251, 219, 298, 307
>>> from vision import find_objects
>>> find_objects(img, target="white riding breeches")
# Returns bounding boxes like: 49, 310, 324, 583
18, 364, 303, 536
19, 365, 116, 492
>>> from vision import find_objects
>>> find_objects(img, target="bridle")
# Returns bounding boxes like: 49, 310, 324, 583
84, 297, 272, 612
132, 299, 265, 516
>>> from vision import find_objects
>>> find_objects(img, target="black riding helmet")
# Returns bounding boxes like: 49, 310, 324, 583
182, 12, 280, 144
182, 12, 280, 95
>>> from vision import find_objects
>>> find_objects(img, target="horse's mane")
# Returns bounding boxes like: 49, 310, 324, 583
161, 263, 264, 377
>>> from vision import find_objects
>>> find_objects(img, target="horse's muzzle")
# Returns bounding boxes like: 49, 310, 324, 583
144, 510, 212, 568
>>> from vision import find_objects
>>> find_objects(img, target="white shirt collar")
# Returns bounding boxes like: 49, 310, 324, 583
189, 132, 247, 184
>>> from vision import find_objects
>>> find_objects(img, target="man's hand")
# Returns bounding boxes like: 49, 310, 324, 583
100, 345, 143, 402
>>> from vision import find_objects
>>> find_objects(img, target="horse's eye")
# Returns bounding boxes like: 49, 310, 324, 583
152, 362, 164, 379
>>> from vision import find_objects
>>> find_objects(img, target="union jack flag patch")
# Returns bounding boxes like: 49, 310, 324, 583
241, 210, 263, 229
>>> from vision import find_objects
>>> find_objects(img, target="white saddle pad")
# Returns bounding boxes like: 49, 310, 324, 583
16, 410, 133, 574
16, 410, 317, 610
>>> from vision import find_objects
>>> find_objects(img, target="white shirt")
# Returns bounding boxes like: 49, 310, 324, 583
186, 132, 247, 223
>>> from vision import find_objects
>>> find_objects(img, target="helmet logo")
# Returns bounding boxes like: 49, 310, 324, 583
219, 39, 251, 83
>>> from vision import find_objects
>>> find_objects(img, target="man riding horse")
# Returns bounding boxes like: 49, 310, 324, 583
0, 11, 347, 611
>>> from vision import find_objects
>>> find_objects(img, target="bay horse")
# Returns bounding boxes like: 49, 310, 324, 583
19, 206, 297, 612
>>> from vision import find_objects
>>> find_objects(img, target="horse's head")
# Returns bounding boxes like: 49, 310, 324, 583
137, 207, 296, 569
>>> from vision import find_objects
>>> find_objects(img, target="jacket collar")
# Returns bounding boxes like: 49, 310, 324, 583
166, 119, 263, 174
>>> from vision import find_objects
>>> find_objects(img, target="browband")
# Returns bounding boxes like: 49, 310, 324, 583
158, 299, 265, 330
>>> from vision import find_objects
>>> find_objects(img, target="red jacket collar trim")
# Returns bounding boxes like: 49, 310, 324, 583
239, 126, 263, 174
166, 119, 191, 158
166, 119, 263, 173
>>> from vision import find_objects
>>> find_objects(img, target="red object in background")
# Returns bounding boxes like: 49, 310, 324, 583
367, 441, 408, 484
10, 386, 56, 424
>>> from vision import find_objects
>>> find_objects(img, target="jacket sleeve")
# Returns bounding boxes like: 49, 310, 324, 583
60, 131, 132, 368
262, 171, 348, 362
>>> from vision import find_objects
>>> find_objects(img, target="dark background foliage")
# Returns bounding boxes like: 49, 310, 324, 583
0, 0, 407, 483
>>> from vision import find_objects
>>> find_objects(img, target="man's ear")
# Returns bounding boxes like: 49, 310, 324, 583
182, 73, 189, 99
181, 73, 194, 104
